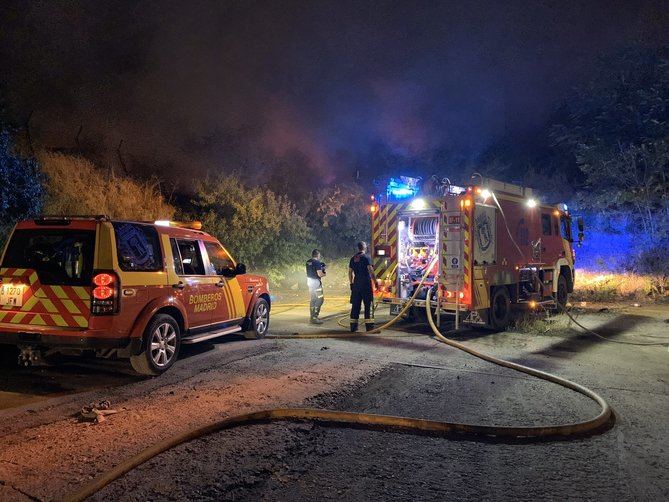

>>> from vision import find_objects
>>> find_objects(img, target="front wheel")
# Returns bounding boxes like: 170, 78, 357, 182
244, 298, 270, 339
130, 314, 181, 376
555, 274, 569, 311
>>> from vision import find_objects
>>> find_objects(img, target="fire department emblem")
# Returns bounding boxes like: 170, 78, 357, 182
475, 213, 492, 252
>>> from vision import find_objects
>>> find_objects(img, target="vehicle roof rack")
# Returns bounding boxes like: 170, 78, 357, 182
35, 215, 109, 221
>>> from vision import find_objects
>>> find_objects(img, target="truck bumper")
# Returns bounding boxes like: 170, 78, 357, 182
0, 330, 140, 352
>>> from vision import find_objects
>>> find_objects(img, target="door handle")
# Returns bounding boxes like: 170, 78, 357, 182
173, 281, 185, 290
215, 279, 225, 288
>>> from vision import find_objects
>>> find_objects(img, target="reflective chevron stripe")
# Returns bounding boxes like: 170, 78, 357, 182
0, 268, 90, 328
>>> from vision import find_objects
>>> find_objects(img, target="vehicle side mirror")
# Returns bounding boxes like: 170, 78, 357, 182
235, 263, 246, 275
220, 266, 236, 278
577, 216, 584, 245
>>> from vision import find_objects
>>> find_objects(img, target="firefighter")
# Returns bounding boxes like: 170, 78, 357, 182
348, 241, 379, 332
306, 249, 326, 324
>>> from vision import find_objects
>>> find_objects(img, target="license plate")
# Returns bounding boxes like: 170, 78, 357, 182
390, 303, 402, 315
0, 284, 24, 307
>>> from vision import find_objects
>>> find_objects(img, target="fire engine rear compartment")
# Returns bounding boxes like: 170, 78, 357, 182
396, 212, 439, 300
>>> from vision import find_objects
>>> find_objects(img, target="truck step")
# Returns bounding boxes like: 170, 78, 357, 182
182, 325, 242, 344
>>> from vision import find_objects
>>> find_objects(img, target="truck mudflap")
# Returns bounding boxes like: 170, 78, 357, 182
463, 309, 488, 325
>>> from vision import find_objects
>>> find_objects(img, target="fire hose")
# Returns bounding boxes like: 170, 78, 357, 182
63, 256, 614, 502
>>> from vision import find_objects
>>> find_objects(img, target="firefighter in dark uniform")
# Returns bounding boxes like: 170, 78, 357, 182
306, 249, 326, 324
348, 241, 379, 332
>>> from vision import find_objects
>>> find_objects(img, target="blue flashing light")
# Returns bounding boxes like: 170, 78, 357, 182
387, 176, 420, 200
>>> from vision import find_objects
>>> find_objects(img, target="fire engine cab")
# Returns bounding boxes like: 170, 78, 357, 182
0, 217, 270, 375
372, 176, 582, 329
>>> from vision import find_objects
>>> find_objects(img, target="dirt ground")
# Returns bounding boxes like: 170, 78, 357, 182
0, 296, 667, 501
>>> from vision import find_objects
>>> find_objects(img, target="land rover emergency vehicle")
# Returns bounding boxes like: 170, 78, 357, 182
372, 176, 583, 329
0, 217, 271, 375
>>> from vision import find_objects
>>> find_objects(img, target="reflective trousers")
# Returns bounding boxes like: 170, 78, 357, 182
350, 286, 374, 331
307, 278, 324, 319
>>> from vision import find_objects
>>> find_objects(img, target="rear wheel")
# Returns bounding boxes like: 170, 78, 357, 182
489, 287, 511, 330
130, 314, 181, 376
555, 274, 569, 311
244, 298, 270, 339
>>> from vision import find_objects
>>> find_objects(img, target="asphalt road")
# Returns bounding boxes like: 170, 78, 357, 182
0, 299, 667, 501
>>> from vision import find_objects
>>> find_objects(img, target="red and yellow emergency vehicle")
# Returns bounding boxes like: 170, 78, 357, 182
0, 217, 270, 375
372, 176, 582, 329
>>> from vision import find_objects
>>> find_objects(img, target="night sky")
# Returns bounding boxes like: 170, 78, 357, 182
1, 0, 668, 186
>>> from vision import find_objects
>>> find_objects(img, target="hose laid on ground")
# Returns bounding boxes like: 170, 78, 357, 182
63, 256, 614, 502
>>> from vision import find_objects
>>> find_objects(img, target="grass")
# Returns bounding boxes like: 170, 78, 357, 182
38, 151, 175, 220
573, 269, 668, 302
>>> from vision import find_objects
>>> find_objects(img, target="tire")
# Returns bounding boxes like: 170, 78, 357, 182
556, 274, 569, 311
243, 298, 270, 339
130, 314, 181, 376
489, 287, 511, 330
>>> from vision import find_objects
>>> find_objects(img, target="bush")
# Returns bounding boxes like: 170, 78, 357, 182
302, 183, 371, 257
188, 175, 314, 282
38, 152, 174, 220
0, 130, 45, 244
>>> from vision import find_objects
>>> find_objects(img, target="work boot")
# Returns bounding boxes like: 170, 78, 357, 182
350, 322, 358, 333
310, 317, 324, 325
365, 323, 375, 332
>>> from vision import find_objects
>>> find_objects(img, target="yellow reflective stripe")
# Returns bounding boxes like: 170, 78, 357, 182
40, 299, 58, 313
73, 316, 88, 327
60, 299, 81, 314
50, 314, 68, 327
21, 295, 39, 311
29, 314, 45, 325
29, 272, 39, 284
73, 287, 90, 300
0, 311, 7, 321
50, 285, 70, 298
13, 268, 26, 276
226, 278, 246, 318
11, 312, 27, 323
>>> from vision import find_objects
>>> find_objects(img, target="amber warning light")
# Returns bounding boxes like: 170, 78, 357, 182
155, 220, 203, 230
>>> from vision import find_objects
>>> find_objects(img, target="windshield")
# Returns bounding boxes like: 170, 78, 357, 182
2, 229, 96, 285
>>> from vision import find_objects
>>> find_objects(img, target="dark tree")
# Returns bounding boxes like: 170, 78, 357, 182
0, 129, 45, 241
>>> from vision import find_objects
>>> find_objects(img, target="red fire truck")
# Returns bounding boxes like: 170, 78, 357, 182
371, 176, 583, 329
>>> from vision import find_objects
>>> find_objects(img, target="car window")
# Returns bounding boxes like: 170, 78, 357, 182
170, 238, 184, 275
203, 241, 235, 275
541, 214, 552, 236
2, 229, 95, 285
113, 222, 163, 272
560, 216, 572, 240
175, 239, 205, 275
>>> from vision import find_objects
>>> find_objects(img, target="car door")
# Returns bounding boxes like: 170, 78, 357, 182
169, 238, 221, 329
202, 240, 246, 326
